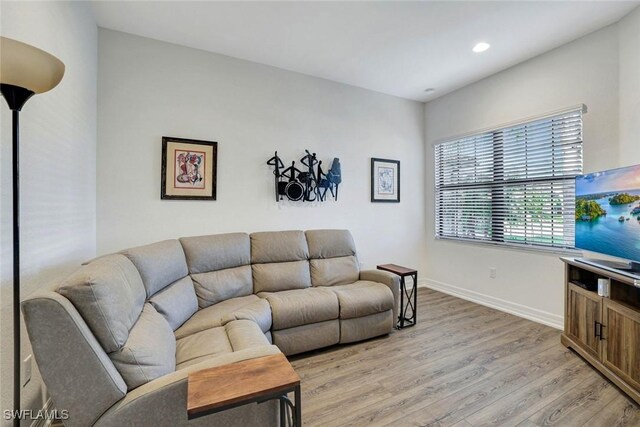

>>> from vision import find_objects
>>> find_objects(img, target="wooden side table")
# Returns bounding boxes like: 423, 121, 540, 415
187, 353, 302, 426
377, 263, 418, 329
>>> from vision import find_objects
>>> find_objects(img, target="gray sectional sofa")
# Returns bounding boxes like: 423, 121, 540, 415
22, 229, 400, 426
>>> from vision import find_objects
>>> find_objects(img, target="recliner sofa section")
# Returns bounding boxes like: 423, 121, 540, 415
21, 229, 400, 426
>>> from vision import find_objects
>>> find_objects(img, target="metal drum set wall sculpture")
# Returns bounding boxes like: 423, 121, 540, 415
266, 150, 342, 203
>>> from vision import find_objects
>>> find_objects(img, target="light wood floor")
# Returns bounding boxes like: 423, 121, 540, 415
289, 288, 640, 427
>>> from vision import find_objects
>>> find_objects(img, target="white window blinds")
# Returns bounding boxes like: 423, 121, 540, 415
435, 106, 584, 250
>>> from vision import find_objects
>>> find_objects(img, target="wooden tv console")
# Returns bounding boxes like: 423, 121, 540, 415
561, 257, 640, 405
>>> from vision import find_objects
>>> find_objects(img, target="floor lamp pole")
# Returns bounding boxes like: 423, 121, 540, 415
12, 108, 21, 427
2, 83, 34, 427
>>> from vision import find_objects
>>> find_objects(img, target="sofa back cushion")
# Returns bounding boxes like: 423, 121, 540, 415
251, 230, 309, 263
148, 276, 198, 330
108, 303, 176, 390
310, 256, 360, 287
251, 231, 311, 293
253, 261, 311, 293
180, 233, 253, 307
58, 254, 146, 353
306, 229, 356, 258
122, 239, 189, 298
180, 233, 250, 273
306, 230, 360, 286
190, 266, 253, 308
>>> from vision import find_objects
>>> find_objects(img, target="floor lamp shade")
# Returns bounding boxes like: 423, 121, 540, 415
1, 36, 64, 426
1, 36, 65, 94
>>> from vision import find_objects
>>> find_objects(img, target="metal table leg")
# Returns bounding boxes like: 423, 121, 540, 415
398, 275, 405, 328
295, 384, 302, 427
412, 272, 418, 325
277, 386, 302, 427
398, 272, 418, 328
279, 396, 286, 427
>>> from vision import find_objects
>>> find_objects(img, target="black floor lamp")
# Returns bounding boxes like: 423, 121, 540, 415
0, 36, 64, 427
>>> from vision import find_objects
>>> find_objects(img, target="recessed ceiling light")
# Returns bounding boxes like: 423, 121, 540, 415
473, 42, 491, 53
424, 88, 435, 94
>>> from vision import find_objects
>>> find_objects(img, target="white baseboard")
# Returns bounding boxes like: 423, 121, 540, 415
418, 278, 564, 330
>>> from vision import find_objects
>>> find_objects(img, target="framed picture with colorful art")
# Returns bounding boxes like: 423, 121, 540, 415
371, 157, 400, 203
161, 136, 217, 200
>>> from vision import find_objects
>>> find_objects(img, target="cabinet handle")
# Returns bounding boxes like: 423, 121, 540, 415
600, 324, 606, 341
594, 321, 600, 338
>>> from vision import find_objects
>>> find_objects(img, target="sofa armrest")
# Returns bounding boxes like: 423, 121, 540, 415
22, 292, 127, 427
95, 345, 281, 427
359, 270, 400, 322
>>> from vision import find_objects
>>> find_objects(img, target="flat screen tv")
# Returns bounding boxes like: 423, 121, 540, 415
575, 164, 640, 272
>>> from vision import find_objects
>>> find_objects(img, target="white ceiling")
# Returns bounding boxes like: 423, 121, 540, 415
92, 1, 638, 102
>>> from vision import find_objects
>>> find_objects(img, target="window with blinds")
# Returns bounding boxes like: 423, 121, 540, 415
434, 107, 584, 250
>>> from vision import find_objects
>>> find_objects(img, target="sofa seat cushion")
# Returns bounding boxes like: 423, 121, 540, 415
329, 281, 394, 319
175, 327, 232, 368
174, 295, 269, 339
220, 299, 272, 334
109, 304, 176, 390
258, 288, 339, 330
175, 320, 270, 370
174, 345, 281, 372
226, 319, 271, 351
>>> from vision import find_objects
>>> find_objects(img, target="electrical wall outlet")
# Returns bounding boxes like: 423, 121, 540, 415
23, 354, 32, 387
489, 267, 497, 279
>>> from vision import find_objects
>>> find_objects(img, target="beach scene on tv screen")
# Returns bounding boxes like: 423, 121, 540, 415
576, 164, 640, 262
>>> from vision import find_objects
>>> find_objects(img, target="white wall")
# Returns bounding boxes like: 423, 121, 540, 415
97, 29, 426, 274
618, 6, 640, 164
0, 2, 97, 424
424, 13, 640, 328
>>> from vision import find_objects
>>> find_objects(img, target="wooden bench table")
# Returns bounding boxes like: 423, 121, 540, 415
187, 353, 302, 426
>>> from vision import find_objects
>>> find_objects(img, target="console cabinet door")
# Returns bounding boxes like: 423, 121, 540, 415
566, 283, 602, 359
602, 299, 640, 391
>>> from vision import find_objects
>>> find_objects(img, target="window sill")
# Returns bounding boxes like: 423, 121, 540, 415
434, 236, 583, 257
